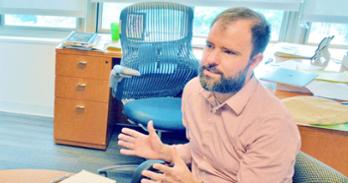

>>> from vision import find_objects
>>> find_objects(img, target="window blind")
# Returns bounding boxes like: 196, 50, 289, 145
0, 0, 87, 17
302, 0, 348, 23
92, 0, 302, 11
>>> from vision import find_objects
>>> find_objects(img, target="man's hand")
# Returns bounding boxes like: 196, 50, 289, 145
141, 148, 201, 183
118, 121, 172, 161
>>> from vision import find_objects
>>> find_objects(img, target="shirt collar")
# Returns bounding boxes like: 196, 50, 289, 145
200, 77, 259, 115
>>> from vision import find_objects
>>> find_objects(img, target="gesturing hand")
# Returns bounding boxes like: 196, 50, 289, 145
118, 121, 171, 161
141, 148, 200, 183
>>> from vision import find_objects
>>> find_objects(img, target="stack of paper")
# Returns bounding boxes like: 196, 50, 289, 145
306, 81, 348, 101
59, 170, 116, 183
63, 31, 99, 50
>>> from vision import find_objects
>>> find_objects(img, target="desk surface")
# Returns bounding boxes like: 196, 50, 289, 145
272, 67, 348, 175
274, 90, 348, 132
0, 169, 70, 183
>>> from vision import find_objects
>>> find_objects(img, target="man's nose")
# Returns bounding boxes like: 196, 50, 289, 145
204, 50, 220, 65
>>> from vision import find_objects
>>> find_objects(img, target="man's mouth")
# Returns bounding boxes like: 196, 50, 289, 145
202, 65, 222, 75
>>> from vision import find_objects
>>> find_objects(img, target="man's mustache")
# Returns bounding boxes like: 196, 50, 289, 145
201, 64, 223, 75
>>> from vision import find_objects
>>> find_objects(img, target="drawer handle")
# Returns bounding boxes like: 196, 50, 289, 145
75, 105, 85, 112
76, 83, 87, 89
78, 61, 88, 68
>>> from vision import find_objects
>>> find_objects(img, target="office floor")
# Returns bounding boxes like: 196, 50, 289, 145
0, 111, 187, 183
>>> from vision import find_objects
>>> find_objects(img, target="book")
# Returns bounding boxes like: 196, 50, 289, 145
315, 71, 348, 84
274, 42, 315, 59
62, 31, 98, 50
276, 83, 312, 94
259, 67, 318, 87
104, 41, 122, 52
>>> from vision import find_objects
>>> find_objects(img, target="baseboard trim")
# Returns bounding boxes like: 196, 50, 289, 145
0, 111, 53, 121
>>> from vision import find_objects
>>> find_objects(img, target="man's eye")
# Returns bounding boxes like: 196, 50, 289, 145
224, 49, 236, 55
205, 43, 213, 49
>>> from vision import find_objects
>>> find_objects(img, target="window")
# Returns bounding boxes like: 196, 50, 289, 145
0, 0, 86, 36
100, 2, 130, 31
307, 22, 348, 46
99, 3, 284, 41
301, 0, 348, 47
4, 14, 76, 29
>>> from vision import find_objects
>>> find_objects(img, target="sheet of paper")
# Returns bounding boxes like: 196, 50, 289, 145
316, 71, 348, 84
61, 170, 116, 183
306, 81, 348, 101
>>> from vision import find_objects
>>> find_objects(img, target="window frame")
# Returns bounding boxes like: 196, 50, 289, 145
96, 2, 288, 44
0, 13, 84, 38
303, 22, 348, 49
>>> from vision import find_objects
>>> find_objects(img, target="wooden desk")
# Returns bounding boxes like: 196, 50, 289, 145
54, 47, 123, 150
0, 169, 69, 183
275, 90, 348, 176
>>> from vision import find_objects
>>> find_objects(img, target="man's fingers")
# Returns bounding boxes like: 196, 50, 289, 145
118, 140, 135, 149
152, 163, 172, 174
142, 170, 165, 181
121, 128, 144, 138
140, 178, 158, 183
118, 133, 136, 143
119, 148, 136, 156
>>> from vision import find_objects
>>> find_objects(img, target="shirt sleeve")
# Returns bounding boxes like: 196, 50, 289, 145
237, 115, 301, 183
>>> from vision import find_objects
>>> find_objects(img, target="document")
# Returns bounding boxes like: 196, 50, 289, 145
306, 80, 348, 101
60, 170, 116, 183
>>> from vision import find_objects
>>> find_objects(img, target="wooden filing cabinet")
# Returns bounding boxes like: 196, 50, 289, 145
54, 47, 122, 150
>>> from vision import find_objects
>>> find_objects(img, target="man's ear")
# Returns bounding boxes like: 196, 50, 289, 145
249, 53, 263, 69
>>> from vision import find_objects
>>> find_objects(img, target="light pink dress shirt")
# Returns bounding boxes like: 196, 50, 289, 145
175, 77, 301, 183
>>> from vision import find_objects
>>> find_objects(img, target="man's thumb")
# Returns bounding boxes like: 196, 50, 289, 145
147, 120, 156, 135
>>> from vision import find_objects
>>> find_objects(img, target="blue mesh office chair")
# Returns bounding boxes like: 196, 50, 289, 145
131, 152, 348, 183
99, 1, 198, 177
111, 1, 198, 131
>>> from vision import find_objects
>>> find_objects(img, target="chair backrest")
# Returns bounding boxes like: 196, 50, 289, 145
115, 2, 199, 99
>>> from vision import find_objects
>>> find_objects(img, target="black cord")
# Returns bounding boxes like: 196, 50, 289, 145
95, 2, 100, 33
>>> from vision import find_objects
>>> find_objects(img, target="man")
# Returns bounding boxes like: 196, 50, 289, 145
118, 7, 300, 183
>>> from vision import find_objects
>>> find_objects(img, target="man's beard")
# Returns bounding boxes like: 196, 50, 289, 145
199, 64, 250, 94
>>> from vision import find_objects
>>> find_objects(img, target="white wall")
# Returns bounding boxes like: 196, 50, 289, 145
0, 36, 60, 117
0, 36, 203, 118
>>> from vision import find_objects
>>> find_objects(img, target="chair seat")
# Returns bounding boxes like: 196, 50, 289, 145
123, 97, 184, 131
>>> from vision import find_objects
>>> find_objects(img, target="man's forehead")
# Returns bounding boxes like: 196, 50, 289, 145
214, 18, 255, 31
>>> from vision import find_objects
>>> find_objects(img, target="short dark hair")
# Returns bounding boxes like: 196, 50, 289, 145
211, 7, 271, 58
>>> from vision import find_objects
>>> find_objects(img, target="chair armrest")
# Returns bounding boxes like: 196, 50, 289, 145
110, 65, 141, 97
293, 151, 348, 183
131, 160, 165, 183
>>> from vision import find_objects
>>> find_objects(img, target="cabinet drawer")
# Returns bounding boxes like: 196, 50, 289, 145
56, 54, 111, 79
54, 98, 108, 146
55, 76, 109, 102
